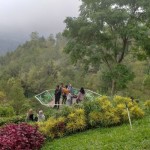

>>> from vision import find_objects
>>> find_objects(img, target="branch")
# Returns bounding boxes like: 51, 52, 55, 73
117, 37, 128, 63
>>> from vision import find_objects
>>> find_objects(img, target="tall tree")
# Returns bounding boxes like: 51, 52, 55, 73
30, 31, 39, 41
63, 0, 150, 95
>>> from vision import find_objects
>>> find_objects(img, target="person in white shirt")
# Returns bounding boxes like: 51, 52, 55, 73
37, 110, 45, 122
66, 91, 72, 106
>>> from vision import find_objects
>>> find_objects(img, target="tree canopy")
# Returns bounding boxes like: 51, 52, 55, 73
63, 0, 150, 94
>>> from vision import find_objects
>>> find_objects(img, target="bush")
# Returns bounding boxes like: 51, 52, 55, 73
130, 106, 144, 119
0, 123, 45, 150
144, 100, 150, 111
66, 108, 86, 133
38, 95, 145, 140
88, 111, 102, 127
38, 117, 66, 139
38, 108, 86, 138
0, 106, 15, 117
87, 96, 144, 127
0, 115, 25, 126
113, 96, 145, 120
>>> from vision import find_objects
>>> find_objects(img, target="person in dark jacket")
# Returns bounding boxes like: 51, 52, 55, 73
54, 85, 61, 109
26, 109, 34, 122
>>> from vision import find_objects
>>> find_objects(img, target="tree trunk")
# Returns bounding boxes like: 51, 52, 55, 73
111, 79, 116, 96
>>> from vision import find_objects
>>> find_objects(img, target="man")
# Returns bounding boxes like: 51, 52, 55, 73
54, 85, 61, 109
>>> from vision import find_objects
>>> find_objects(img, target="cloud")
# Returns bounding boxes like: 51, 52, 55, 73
0, 0, 81, 36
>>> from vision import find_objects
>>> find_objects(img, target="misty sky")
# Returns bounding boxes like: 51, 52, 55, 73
0, 0, 81, 38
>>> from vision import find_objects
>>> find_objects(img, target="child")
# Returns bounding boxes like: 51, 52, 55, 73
37, 110, 45, 122
66, 91, 72, 106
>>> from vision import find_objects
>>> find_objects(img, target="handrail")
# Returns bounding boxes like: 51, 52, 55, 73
35, 88, 101, 107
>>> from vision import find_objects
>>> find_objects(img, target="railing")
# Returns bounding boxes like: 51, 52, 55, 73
35, 88, 101, 107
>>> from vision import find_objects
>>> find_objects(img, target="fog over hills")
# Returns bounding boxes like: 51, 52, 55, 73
0, 33, 27, 55
0, 0, 81, 56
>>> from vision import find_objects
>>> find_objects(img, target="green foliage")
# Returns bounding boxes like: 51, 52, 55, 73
113, 96, 145, 120
144, 100, 150, 111
143, 75, 150, 89
66, 108, 86, 133
63, 0, 150, 94
6, 78, 29, 115
38, 108, 86, 139
86, 96, 144, 127
38, 95, 145, 140
42, 115, 150, 150
0, 115, 25, 126
102, 64, 135, 92
0, 106, 15, 117
38, 117, 66, 139
0, 91, 7, 104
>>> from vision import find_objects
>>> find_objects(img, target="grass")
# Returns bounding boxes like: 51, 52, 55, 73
41, 115, 150, 150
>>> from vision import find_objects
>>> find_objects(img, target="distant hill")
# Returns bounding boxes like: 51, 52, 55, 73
0, 38, 21, 55
0, 33, 28, 55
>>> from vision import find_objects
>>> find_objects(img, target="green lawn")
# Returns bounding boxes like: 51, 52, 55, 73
42, 115, 150, 150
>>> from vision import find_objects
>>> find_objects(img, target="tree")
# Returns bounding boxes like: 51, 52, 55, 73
30, 31, 39, 41
63, 0, 150, 95
7, 78, 28, 115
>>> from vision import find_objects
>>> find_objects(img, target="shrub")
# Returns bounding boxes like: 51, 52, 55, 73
88, 96, 144, 126
115, 104, 128, 122
38, 108, 86, 138
0, 123, 45, 150
113, 96, 145, 120
83, 100, 101, 116
0, 106, 15, 117
0, 91, 7, 104
130, 106, 144, 119
88, 111, 102, 127
38, 117, 66, 139
144, 100, 150, 111
58, 106, 72, 117
113, 95, 131, 104
66, 108, 86, 133
38, 95, 145, 140
0, 115, 25, 126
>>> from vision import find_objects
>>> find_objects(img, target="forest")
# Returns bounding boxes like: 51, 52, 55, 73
0, 29, 149, 114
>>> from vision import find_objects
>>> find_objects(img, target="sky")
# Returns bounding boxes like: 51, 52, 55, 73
0, 0, 81, 39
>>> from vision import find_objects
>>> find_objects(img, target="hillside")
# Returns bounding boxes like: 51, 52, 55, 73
0, 33, 149, 100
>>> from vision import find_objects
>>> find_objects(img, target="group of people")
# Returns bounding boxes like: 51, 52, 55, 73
54, 83, 85, 109
25, 84, 85, 121
25, 109, 45, 122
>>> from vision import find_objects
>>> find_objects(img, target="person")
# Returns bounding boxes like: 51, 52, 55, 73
54, 85, 61, 109
62, 85, 69, 104
66, 90, 72, 106
37, 110, 45, 122
130, 96, 134, 102
26, 109, 34, 122
76, 87, 85, 103
68, 83, 73, 94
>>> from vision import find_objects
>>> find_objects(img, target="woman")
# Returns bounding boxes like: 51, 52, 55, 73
26, 109, 34, 122
76, 87, 85, 103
